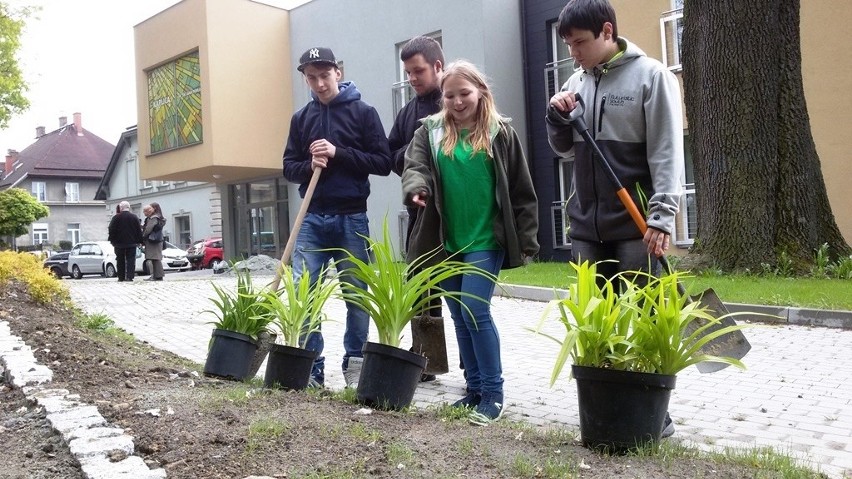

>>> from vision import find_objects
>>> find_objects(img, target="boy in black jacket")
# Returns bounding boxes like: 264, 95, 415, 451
387, 36, 447, 382
282, 47, 392, 389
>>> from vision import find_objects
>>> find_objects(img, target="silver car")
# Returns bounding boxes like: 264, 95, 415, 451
67, 241, 143, 279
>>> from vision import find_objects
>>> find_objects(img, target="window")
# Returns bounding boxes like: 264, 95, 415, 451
391, 32, 442, 115
33, 223, 48, 244
158, 180, 171, 188
660, 7, 684, 71
552, 156, 574, 249
142, 178, 153, 189
147, 50, 202, 153
545, 22, 577, 101
65, 182, 80, 202
125, 151, 138, 194
173, 215, 191, 249
32, 182, 46, 202
674, 134, 696, 246
67, 223, 81, 246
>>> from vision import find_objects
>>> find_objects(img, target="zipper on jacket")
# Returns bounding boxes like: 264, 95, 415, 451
598, 97, 606, 133
590, 72, 603, 241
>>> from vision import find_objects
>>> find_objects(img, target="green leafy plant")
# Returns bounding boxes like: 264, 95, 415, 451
257, 263, 338, 348
332, 220, 497, 348
533, 260, 749, 385
205, 266, 273, 340
810, 243, 830, 278
828, 254, 852, 279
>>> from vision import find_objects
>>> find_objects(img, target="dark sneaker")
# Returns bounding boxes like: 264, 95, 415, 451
307, 377, 324, 389
661, 412, 675, 438
420, 373, 436, 382
469, 391, 504, 425
451, 391, 481, 409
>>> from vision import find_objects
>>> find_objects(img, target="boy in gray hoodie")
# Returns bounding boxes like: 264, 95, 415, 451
546, 0, 683, 277
545, 0, 683, 437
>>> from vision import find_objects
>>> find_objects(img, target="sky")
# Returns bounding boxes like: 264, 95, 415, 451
0, 0, 310, 157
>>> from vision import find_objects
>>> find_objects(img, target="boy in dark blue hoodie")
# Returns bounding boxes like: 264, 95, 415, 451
282, 47, 392, 389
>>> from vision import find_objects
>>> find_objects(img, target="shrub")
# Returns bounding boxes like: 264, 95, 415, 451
0, 251, 69, 304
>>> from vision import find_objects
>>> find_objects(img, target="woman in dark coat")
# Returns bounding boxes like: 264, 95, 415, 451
142, 202, 166, 281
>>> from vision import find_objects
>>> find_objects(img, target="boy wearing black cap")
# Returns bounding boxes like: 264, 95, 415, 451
283, 46, 392, 389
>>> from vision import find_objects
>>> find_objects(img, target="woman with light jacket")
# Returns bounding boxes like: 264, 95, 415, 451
142, 202, 167, 281
402, 60, 539, 426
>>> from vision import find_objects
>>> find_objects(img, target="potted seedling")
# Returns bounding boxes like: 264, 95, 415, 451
533, 260, 749, 452
256, 262, 339, 390
333, 220, 496, 410
203, 266, 274, 381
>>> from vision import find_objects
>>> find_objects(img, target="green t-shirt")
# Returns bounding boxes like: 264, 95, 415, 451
436, 130, 499, 253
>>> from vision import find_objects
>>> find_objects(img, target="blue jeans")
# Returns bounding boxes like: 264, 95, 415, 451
440, 249, 505, 395
292, 212, 371, 384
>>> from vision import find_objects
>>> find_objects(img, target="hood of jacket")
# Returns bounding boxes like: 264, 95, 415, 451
310, 81, 361, 105
576, 37, 644, 75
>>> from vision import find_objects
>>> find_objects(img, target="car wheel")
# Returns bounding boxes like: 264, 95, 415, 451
142, 260, 150, 276
209, 258, 223, 270
105, 264, 116, 278
50, 267, 63, 279
71, 265, 83, 279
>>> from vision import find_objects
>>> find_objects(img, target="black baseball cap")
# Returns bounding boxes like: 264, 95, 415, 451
297, 47, 338, 72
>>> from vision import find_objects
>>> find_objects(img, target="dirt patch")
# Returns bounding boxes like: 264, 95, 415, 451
1, 281, 826, 478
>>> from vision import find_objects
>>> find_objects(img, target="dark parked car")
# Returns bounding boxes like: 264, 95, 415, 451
43, 251, 71, 279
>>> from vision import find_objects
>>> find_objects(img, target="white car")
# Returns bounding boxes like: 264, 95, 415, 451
67, 241, 190, 279
159, 241, 192, 272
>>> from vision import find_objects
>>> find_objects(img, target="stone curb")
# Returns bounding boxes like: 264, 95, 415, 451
496, 284, 852, 329
0, 320, 167, 479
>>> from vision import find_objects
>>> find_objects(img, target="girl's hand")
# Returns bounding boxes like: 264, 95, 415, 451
412, 188, 429, 207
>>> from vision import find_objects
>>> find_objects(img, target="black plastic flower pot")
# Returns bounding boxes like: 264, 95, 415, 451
203, 329, 259, 381
263, 343, 319, 390
572, 365, 676, 453
356, 341, 428, 410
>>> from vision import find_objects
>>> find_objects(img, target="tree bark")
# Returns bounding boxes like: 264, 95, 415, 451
682, 0, 849, 272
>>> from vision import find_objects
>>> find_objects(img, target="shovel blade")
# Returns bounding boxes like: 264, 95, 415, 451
687, 288, 752, 374
411, 315, 449, 375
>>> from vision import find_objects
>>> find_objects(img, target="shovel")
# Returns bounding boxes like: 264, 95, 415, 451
269, 166, 322, 291
563, 94, 751, 373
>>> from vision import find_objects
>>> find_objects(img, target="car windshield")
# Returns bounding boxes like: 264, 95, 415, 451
164, 241, 180, 250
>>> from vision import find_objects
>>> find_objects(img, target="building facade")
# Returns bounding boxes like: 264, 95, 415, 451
95, 127, 220, 250
134, 0, 527, 261
0, 114, 113, 250
133, 0, 852, 264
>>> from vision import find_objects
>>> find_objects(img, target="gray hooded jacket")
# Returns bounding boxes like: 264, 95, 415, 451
546, 37, 683, 241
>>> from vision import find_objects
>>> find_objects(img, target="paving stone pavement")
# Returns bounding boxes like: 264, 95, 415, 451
63, 272, 852, 479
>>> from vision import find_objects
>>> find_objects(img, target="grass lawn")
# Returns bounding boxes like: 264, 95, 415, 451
498, 261, 852, 311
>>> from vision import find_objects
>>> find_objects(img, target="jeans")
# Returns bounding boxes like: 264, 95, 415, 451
570, 238, 660, 289
440, 249, 505, 395
115, 246, 137, 281
292, 212, 371, 384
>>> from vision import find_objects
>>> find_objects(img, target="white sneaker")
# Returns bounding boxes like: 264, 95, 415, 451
343, 357, 363, 388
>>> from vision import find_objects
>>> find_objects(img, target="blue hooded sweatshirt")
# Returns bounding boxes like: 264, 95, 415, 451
282, 81, 392, 214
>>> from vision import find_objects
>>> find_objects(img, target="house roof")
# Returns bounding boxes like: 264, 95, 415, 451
95, 126, 137, 200
0, 120, 115, 188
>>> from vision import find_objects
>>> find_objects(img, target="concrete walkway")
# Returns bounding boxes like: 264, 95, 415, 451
64, 272, 852, 479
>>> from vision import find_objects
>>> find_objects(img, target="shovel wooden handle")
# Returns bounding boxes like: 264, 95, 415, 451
269, 166, 322, 290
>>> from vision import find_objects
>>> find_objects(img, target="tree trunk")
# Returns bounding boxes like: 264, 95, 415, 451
682, 0, 849, 272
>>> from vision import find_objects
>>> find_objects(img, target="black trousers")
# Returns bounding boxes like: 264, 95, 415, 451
115, 246, 137, 280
